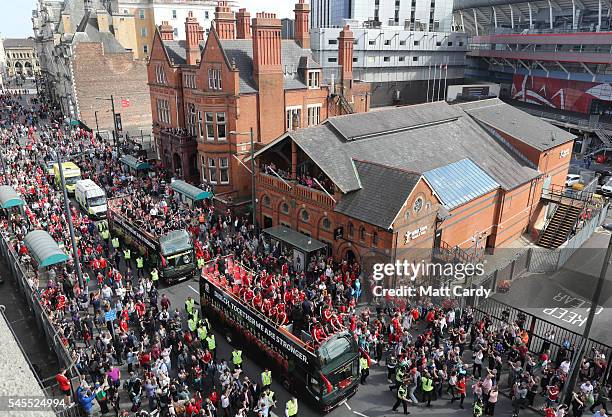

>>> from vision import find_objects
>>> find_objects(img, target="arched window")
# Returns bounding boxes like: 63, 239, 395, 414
348, 222, 354, 237
322, 217, 331, 230
360, 226, 366, 241
281, 202, 289, 214
300, 209, 310, 223
373, 231, 378, 246
262, 195, 271, 207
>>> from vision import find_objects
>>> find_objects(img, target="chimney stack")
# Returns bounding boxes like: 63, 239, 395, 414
159, 21, 174, 41
338, 25, 354, 95
215, 0, 236, 40
252, 12, 284, 140
294, 0, 310, 49
185, 11, 201, 65
236, 8, 251, 39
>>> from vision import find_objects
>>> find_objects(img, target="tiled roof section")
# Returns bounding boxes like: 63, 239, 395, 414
286, 101, 539, 193
298, 55, 322, 69
161, 40, 206, 66
423, 158, 500, 210
71, 10, 126, 54
327, 101, 462, 141
3, 38, 35, 48
334, 161, 421, 229
458, 98, 577, 151
219, 39, 319, 93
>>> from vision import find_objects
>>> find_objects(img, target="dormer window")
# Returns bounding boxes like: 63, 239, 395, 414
208, 68, 222, 90
308, 70, 320, 89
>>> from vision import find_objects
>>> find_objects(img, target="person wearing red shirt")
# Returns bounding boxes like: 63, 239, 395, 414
55, 368, 72, 403
453, 376, 467, 408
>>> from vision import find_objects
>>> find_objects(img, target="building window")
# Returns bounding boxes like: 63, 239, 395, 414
205, 11, 209, 19
368, 40, 376, 45
216, 112, 226, 140
219, 157, 229, 184
157, 99, 170, 124
208, 158, 217, 183
327, 57, 337, 63
205, 112, 214, 140
360, 226, 366, 241
286, 107, 301, 131
281, 202, 289, 214
436, 41, 442, 46
143, 44, 148, 54
141, 28, 147, 37
208, 68, 222, 90
448, 41, 453, 46
328, 39, 337, 45
322, 217, 331, 230
173, 28, 178, 36
262, 195, 271, 207
373, 231, 378, 246
307, 105, 321, 126
459, 41, 464, 46
301, 209, 310, 223
400, 40, 406, 45
155, 65, 167, 84
412, 56, 418, 61
353, 57, 357, 62
414, 40, 420, 46
139, 9, 145, 19
187, 103, 197, 136
399, 56, 405, 61
348, 222, 354, 237
383, 56, 390, 62
185, 74, 196, 89
384, 40, 391, 45
172, 9, 177, 19
197, 111, 203, 138
308, 71, 320, 88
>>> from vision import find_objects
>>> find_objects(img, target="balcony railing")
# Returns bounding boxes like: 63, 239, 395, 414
257, 172, 335, 208
157, 128, 196, 145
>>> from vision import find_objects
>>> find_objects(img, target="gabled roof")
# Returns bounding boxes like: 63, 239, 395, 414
269, 102, 538, 194
458, 98, 577, 151
71, 10, 125, 54
3, 38, 34, 49
334, 161, 421, 229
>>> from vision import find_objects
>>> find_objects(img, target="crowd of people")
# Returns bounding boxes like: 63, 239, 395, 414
0, 86, 610, 417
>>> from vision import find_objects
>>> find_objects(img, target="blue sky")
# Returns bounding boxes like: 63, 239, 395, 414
1, 1, 294, 39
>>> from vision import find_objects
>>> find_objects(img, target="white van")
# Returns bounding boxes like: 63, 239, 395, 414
75, 179, 107, 218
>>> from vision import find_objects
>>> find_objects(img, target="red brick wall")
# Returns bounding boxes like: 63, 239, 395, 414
73, 42, 151, 131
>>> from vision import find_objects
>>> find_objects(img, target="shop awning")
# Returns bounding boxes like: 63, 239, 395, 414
171, 180, 211, 201
263, 226, 327, 253
120, 154, 151, 171
0, 186, 24, 209
24, 230, 69, 267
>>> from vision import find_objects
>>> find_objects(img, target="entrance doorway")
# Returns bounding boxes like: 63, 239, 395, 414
263, 215, 273, 229
345, 249, 356, 264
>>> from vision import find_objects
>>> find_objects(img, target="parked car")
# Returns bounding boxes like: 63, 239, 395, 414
565, 174, 581, 187
601, 178, 612, 197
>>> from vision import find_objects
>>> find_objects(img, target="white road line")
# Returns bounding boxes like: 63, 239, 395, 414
353, 412, 368, 417
187, 284, 199, 295
343, 400, 351, 410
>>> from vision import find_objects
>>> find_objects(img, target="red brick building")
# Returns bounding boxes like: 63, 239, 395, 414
254, 98, 575, 270
146, 1, 370, 205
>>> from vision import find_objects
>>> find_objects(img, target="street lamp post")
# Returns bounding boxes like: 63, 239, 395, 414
54, 147, 84, 289
95, 95, 120, 157
94, 110, 100, 139
562, 223, 612, 404
230, 128, 256, 229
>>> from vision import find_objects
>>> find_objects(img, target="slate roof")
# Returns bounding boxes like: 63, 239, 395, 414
273, 102, 539, 194
334, 161, 421, 229
458, 98, 577, 151
3, 38, 35, 49
71, 10, 126, 54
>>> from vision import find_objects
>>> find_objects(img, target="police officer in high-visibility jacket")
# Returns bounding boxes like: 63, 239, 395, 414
286, 397, 298, 417
188, 315, 198, 333
390, 365, 405, 391
185, 297, 197, 317
136, 255, 144, 278
197, 321, 207, 342
261, 368, 272, 390
421, 371, 435, 407
197, 256, 205, 270
232, 349, 243, 370
150, 268, 159, 288
206, 334, 216, 359
101, 228, 110, 254
360, 355, 370, 384
123, 248, 131, 269
392, 381, 411, 415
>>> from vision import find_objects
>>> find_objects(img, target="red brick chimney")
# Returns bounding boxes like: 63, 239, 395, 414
159, 21, 174, 41
294, 0, 310, 49
185, 11, 201, 65
252, 12, 284, 141
338, 25, 354, 95
215, 0, 235, 40
236, 8, 251, 39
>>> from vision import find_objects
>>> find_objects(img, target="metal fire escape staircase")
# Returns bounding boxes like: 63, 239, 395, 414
537, 203, 583, 249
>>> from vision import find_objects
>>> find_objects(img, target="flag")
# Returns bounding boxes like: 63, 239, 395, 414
121, 98, 130, 108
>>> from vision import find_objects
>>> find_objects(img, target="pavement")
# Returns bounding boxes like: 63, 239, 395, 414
492, 223, 612, 346
159, 278, 544, 417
